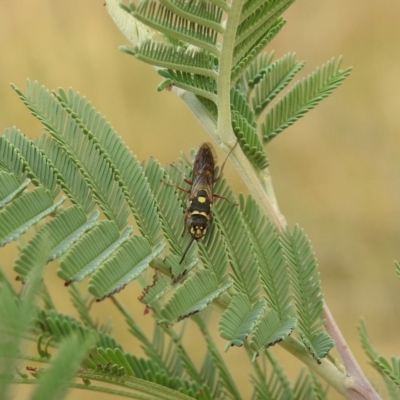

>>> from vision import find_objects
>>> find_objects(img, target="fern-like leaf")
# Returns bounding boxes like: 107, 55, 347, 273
58, 221, 132, 285
30, 334, 94, 400
160, 270, 232, 324
35, 134, 95, 214
243, 52, 275, 89
134, 0, 220, 56
212, 178, 261, 304
231, 19, 286, 85
0, 172, 29, 208
14, 206, 98, 281
280, 225, 333, 362
88, 236, 165, 301
122, 41, 218, 79
251, 350, 294, 400
0, 187, 64, 248
240, 195, 293, 321
231, 87, 268, 169
251, 53, 305, 115
0, 135, 27, 183
375, 357, 400, 390
12, 80, 130, 229
55, 87, 163, 246
262, 57, 352, 141
4, 127, 60, 198
219, 293, 266, 350
249, 308, 296, 360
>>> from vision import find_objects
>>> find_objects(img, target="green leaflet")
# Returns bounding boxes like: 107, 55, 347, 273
35, 134, 96, 214
88, 236, 165, 301
0, 135, 27, 183
211, 178, 261, 304
219, 293, 266, 350
0, 187, 65, 248
4, 127, 60, 198
55, 88, 162, 245
134, 0, 220, 56
14, 206, 98, 282
230, 87, 268, 169
240, 194, 292, 321
160, 270, 232, 324
262, 57, 352, 142
249, 308, 296, 360
58, 221, 133, 284
251, 53, 305, 115
280, 225, 333, 362
13, 80, 130, 229
0, 172, 29, 208
37, 309, 121, 349
30, 334, 94, 400
375, 357, 400, 390
123, 41, 218, 78
0, 235, 48, 400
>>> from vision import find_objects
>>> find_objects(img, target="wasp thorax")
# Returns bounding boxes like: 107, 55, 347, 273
188, 214, 208, 239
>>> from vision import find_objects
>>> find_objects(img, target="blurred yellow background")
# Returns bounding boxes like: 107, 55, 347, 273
1, 1, 400, 399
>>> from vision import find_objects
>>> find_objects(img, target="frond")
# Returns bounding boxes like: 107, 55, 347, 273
0, 135, 28, 182
251, 53, 305, 115
14, 206, 98, 281
193, 315, 243, 400
0, 172, 29, 208
37, 309, 121, 349
85, 347, 135, 376
134, 0, 221, 56
211, 178, 261, 304
122, 41, 218, 78
158, 69, 218, 101
144, 158, 189, 258
218, 293, 266, 350
12, 80, 130, 229
231, 19, 286, 85
262, 57, 352, 142
4, 127, 60, 198
395, 261, 400, 280
357, 319, 379, 364
30, 334, 94, 400
160, 270, 232, 324
240, 195, 293, 321
375, 357, 400, 390
35, 134, 95, 214
280, 225, 334, 362
55, 87, 162, 246
58, 221, 132, 285
0, 241, 47, 400
230, 88, 268, 169
249, 308, 296, 359
234, 0, 293, 56
250, 350, 293, 400
243, 52, 275, 89
88, 236, 165, 301
0, 187, 64, 248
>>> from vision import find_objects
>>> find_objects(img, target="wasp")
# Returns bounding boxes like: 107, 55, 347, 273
172, 142, 237, 264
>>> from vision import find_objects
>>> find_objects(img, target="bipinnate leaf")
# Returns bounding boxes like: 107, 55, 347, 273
249, 309, 296, 360
160, 270, 232, 324
219, 293, 266, 350
89, 236, 165, 301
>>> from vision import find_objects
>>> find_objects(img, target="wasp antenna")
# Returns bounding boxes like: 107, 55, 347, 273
179, 238, 195, 264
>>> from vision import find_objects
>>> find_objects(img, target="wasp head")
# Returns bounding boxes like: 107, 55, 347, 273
188, 214, 209, 240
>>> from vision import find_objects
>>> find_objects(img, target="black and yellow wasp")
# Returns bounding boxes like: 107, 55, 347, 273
172, 142, 237, 264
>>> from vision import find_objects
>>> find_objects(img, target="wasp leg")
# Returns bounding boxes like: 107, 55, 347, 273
181, 209, 189, 236
213, 141, 239, 183
213, 193, 238, 205
161, 179, 191, 194
168, 163, 193, 185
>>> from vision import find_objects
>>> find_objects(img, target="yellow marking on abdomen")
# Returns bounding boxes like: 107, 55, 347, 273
197, 196, 207, 203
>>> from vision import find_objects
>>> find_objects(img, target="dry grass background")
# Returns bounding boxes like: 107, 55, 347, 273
1, 1, 400, 399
